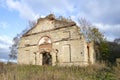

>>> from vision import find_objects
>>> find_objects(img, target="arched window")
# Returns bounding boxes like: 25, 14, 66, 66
39, 36, 51, 45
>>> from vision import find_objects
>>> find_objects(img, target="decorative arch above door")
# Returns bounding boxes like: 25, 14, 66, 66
38, 36, 52, 52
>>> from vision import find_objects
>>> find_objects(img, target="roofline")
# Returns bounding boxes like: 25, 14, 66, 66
22, 22, 76, 37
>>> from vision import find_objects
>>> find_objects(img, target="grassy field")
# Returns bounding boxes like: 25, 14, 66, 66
0, 63, 120, 80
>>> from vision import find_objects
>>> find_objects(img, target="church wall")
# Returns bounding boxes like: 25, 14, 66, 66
88, 42, 96, 64
18, 17, 95, 66
83, 40, 89, 65
18, 45, 38, 65
27, 19, 55, 35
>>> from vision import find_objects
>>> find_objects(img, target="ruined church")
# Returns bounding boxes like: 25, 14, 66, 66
18, 14, 96, 66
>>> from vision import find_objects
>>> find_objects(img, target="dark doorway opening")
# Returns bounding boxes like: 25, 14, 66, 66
42, 52, 52, 65
87, 46, 90, 64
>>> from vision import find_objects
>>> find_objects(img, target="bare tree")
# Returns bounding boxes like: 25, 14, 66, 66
9, 20, 36, 61
78, 18, 104, 43
9, 35, 20, 60
79, 18, 109, 62
28, 20, 36, 28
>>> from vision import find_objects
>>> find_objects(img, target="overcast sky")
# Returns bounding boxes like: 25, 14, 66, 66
0, 0, 120, 62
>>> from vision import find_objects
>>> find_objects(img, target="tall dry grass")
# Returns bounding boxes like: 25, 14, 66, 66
0, 62, 119, 80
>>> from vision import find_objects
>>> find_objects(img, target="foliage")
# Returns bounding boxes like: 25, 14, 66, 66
99, 41, 109, 61
9, 35, 20, 60
79, 18, 104, 43
96, 68, 116, 80
107, 41, 120, 64
90, 27, 104, 43
0, 63, 119, 80
79, 18, 109, 62
28, 20, 36, 28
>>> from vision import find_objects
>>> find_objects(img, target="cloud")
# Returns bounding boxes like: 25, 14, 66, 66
76, 0, 120, 24
23, 0, 74, 14
5, 0, 75, 20
0, 35, 12, 47
0, 50, 9, 60
3, 0, 120, 40
4, 0, 120, 24
6, 0, 38, 20
0, 58, 8, 63
0, 35, 12, 60
94, 23, 120, 41
0, 0, 6, 7
0, 58, 17, 63
0, 35, 17, 63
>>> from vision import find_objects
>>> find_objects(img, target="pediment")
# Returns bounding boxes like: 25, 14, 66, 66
23, 14, 76, 37
23, 18, 55, 36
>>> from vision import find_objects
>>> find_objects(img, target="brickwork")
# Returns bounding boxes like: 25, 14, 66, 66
18, 14, 96, 66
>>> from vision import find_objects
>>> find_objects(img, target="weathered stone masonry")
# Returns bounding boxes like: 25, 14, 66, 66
18, 14, 96, 66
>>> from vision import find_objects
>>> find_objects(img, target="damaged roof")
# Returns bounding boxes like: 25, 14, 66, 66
22, 14, 76, 37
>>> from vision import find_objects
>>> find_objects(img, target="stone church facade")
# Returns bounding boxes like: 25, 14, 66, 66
18, 14, 96, 66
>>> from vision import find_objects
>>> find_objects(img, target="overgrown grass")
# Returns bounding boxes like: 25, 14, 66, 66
0, 62, 119, 80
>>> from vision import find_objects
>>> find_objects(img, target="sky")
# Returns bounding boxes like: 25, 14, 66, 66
0, 0, 120, 62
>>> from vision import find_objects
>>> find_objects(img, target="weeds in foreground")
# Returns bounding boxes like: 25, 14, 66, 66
0, 63, 119, 80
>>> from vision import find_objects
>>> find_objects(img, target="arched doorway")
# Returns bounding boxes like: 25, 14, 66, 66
38, 36, 52, 65
42, 51, 52, 65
